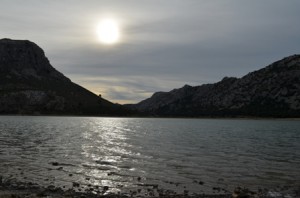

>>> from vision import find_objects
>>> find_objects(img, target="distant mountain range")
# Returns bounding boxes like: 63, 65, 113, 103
127, 55, 300, 117
1, 38, 299, 117
0, 38, 129, 115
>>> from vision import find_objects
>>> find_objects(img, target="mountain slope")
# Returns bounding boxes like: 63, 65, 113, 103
0, 38, 128, 115
128, 55, 300, 117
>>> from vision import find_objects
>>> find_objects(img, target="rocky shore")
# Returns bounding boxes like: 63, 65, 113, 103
1, 176, 299, 198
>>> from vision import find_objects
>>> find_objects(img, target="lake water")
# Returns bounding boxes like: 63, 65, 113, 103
0, 116, 299, 195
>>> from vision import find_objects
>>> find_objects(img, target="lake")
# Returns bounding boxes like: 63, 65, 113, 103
0, 116, 299, 195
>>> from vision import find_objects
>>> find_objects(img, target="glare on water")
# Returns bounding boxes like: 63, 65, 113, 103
0, 116, 299, 195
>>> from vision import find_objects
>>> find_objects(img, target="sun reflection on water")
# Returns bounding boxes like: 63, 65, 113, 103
1, 117, 299, 196
79, 118, 144, 193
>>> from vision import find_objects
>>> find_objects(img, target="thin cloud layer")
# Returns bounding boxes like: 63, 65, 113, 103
1, 0, 300, 103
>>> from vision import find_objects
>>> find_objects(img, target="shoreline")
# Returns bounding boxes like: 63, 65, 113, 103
0, 178, 231, 198
0, 114, 300, 121
1, 177, 299, 198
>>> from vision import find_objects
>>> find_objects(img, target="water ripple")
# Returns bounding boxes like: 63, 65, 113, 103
0, 116, 299, 194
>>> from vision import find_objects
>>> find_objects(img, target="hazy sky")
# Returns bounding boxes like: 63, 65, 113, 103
1, 0, 300, 103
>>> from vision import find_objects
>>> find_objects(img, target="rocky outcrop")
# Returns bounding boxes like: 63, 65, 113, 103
0, 38, 128, 115
128, 55, 300, 117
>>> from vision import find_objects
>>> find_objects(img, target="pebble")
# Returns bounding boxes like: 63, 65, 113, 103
72, 182, 80, 187
47, 185, 56, 190
51, 162, 59, 166
213, 187, 221, 192
103, 186, 109, 191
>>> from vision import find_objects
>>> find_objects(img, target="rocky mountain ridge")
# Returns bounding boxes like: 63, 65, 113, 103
128, 55, 300, 117
0, 38, 128, 115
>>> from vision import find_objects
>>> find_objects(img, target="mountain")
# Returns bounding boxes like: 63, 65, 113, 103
128, 55, 300, 117
0, 38, 128, 115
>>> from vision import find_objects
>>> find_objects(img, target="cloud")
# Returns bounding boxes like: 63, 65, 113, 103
1, 0, 300, 103
69, 75, 191, 104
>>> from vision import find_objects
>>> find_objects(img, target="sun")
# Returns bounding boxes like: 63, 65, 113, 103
97, 19, 120, 44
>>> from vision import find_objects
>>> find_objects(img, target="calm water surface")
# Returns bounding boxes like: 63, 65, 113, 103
0, 116, 299, 194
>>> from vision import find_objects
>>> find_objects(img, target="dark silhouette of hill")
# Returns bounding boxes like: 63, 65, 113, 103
0, 38, 129, 115
127, 55, 300, 117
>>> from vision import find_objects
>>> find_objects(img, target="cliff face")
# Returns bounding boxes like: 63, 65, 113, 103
128, 55, 300, 117
0, 38, 127, 115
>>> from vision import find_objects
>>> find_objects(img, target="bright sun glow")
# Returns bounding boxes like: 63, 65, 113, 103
97, 19, 120, 44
